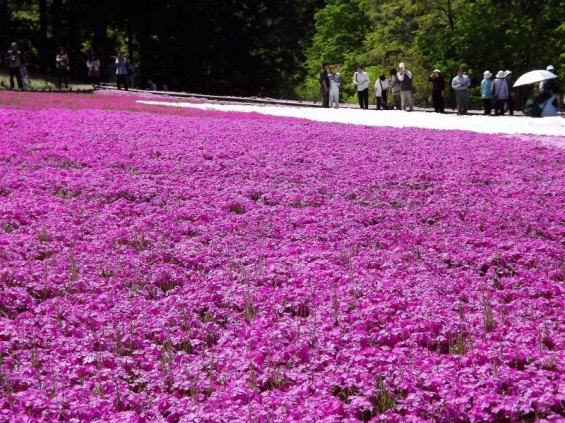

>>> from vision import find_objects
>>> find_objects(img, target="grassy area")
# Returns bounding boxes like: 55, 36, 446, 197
0, 68, 93, 91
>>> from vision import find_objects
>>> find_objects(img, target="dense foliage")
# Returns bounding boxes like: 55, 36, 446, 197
0, 91, 564, 421
302, 0, 565, 105
0, 0, 324, 96
2, 0, 563, 100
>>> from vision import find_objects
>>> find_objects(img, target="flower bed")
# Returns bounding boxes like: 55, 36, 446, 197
0, 93, 564, 422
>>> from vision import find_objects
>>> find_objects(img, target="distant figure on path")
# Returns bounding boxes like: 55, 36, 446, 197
504, 70, 514, 115
451, 67, 471, 115
87, 53, 101, 86
398, 63, 414, 111
319, 62, 330, 108
147, 79, 157, 91
353, 65, 370, 109
127, 61, 135, 89
328, 65, 341, 109
389, 68, 401, 110
375, 74, 389, 110
56, 47, 69, 90
540, 65, 561, 110
5, 42, 24, 90
115, 52, 129, 90
492, 70, 509, 116
427, 69, 445, 113
481, 70, 493, 115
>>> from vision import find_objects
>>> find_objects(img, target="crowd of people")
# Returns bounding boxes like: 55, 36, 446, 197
2, 42, 140, 91
319, 61, 561, 116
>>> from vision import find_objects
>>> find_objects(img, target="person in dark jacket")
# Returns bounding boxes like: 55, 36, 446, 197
427, 69, 445, 113
5, 42, 24, 90
319, 62, 330, 108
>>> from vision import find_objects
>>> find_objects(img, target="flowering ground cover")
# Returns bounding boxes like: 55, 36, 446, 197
0, 92, 564, 422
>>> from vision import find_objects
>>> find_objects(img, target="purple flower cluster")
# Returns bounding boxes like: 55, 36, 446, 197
0, 95, 564, 422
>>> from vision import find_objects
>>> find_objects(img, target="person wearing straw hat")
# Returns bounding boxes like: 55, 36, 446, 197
427, 69, 445, 113
480, 71, 493, 115
491, 70, 509, 115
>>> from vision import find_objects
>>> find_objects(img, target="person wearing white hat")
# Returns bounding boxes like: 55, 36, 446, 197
480, 71, 493, 115
491, 70, 509, 115
397, 62, 414, 111
427, 69, 445, 113
540, 65, 560, 105
451, 67, 471, 115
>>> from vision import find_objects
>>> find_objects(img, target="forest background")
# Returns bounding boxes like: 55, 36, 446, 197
1, 0, 564, 107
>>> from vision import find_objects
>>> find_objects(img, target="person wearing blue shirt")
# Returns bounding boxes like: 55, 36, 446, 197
480, 71, 493, 115
115, 52, 129, 90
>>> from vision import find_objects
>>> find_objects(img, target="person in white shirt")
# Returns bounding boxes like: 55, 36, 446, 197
451, 67, 471, 115
375, 74, 389, 110
353, 65, 370, 109
328, 65, 341, 109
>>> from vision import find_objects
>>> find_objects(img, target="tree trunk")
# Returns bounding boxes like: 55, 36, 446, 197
52, 0, 62, 75
69, 0, 82, 80
1, 0, 9, 50
39, 0, 48, 73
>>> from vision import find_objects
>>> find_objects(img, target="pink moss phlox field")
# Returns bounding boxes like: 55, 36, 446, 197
0, 93, 564, 422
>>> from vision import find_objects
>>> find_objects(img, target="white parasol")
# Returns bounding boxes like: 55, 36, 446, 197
513, 70, 557, 88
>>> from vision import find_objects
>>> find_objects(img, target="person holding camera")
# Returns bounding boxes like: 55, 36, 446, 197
56, 47, 70, 90
5, 42, 24, 90
115, 52, 129, 91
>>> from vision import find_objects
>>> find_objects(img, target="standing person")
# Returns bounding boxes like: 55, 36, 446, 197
398, 63, 414, 111
115, 52, 129, 91
328, 65, 341, 109
491, 70, 509, 116
353, 65, 370, 109
480, 71, 493, 115
427, 69, 445, 113
319, 62, 330, 108
126, 61, 135, 89
5, 42, 24, 90
56, 47, 70, 90
541, 65, 561, 110
375, 74, 389, 110
389, 68, 401, 110
451, 67, 471, 115
504, 70, 514, 115
87, 53, 101, 86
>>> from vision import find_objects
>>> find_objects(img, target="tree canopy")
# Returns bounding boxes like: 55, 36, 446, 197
1, 0, 563, 101
1, 0, 324, 96
301, 0, 565, 104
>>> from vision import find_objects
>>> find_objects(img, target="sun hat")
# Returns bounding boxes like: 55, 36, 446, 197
399, 62, 405, 69
546, 65, 555, 71
503, 70, 512, 77
496, 70, 505, 78
433, 69, 441, 73
483, 70, 492, 79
